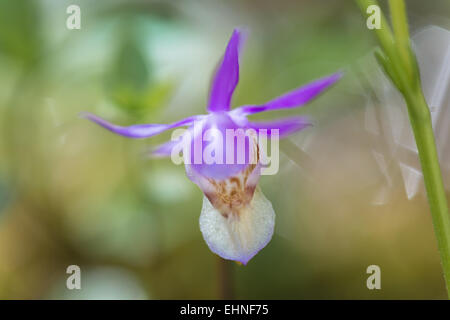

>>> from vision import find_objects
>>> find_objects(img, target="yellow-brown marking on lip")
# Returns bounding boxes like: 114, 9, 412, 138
203, 133, 261, 218
205, 161, 258, 218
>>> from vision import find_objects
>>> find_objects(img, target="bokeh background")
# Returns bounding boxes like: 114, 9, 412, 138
0, 0, 449, 299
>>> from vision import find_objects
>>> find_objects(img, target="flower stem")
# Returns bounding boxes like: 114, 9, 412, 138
405, 91, 450, 297
356, 0, 450, 297
389, 0, 411, 69
217, 257, 234, 299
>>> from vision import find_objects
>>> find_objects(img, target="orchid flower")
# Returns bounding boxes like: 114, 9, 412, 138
82, 29, 341, 264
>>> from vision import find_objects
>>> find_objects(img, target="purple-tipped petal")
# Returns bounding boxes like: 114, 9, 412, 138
80, 112, 202, 139
245, 116, 311, 138
186, 113, 257, 180
150, 139, 182, 158
234, 72, 342, 115
207, 29, 245, 112
149, 127, 193, 158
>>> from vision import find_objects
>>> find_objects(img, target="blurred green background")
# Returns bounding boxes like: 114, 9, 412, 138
0, 0, 449, 299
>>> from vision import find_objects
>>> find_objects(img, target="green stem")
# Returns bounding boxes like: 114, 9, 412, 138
405, 91, 450, 297
356, 0, 395, 56
356, 0, 450, 298
217, 257, 234, 299
356, 0, 412, 91
389, 0, 411, 68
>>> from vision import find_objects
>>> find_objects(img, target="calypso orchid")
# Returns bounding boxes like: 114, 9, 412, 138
81, 29, 341, 264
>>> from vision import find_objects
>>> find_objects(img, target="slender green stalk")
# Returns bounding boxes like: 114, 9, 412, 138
405, 92, 450, 296
217, 257, 234, 299
356, 0, 395, 51
356, 0, 450, 297
389, 0, 411, 72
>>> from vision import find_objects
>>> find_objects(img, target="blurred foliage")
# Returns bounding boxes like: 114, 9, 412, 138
105, 19, 173, 119
0, 0, 43, 67
0, 0, 449, 299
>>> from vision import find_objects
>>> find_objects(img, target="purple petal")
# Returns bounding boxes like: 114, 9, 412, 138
245, 116, 311, 138
80, 112, 202, 139
207, 29, 245, 112
150, 140, 181, 158
234, 72, 342, 115
186, 113, 256, 180
149, 127, 193, 158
